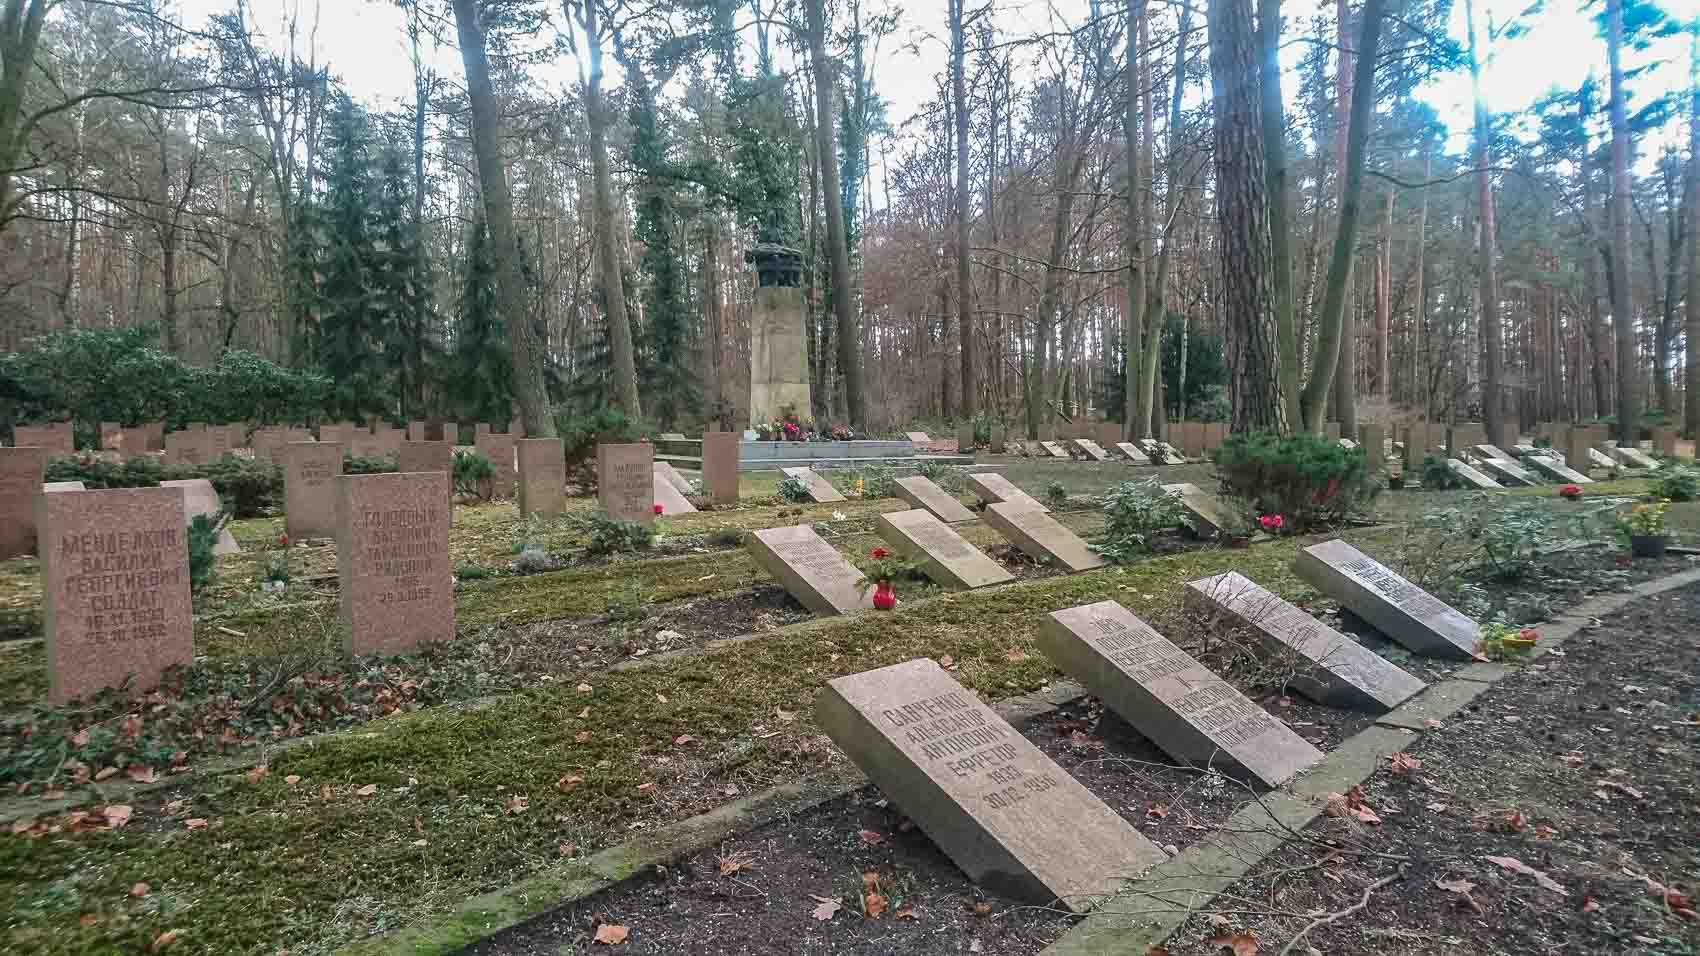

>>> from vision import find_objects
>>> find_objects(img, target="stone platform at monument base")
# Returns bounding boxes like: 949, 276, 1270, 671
654, 438, 975, 473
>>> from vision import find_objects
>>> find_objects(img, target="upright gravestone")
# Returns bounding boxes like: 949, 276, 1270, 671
1566, 427, 1595, 473
517, 438, 566, 518
1446, 458, 1503, 489
1071, 439, 1112, 462
1293, 539, 1478, 660
965, 472, 1049, 513
1097, 422, 1121, 448
474, 432, 517, 498
163, 428, 211, 467
15, 423, 75, 457
653, 474, 698, 515
1360, 423, 1386, 472
1653, 428, 1678, 457
319, 423, 352, 447
988, 423, 1007, 454
337, 472, 454, 655
99, 422, 122, 451
1185, 571, 1424, 712
283, 442, 343, 540
779, 465, 847, 503
598, 442, 657, 524
816, 658, 1165, 908
160, 479, 240, 555
38, 487, 193, 704
1449, 423, 1486, 456
746, 524, 873, 614
144, 421, 166, 452
349, 431, 387, 460
1325, 422, 1341, 441
702, 431, 741, 505
1039, 601, 1322, 786
876, 509, 1013, 590
956, 423, 975, 453
1403, 423, 1429, 470
120, 426, 151, 460
1161, 482, 1233, 537
1478, 456, 1540, 487
1115, 441, 1152, 464
894, 475, 976, 524
398, 440, 452, 477
983, 503, 1105, 573
407, 421, 427, 442
1204, 422, 1229, 454
208, 424, 233, 459
1, 446, 48, 558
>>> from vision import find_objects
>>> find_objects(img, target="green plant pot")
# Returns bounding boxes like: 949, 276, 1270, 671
1629, 534, 1668, 559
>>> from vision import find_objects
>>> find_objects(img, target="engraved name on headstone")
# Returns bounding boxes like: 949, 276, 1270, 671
893, 475, 976, 524
1293, 539, 1479, 660
876, 509, 1013, 590
337, 472, 454, 655
283, 442, 343, 540
517, 438, 566, 518
746, 524, 873, 614
982, 503, 1105, 573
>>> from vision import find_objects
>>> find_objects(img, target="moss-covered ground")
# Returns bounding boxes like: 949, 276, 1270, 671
0, 458, 1688, 954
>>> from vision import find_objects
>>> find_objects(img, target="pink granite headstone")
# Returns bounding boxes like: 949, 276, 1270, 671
337, 472, 454, 655
702, 431, 740, 505
283, 442, 343, 540
597, 442, 656, 525
474, 432, 517, 498
1, 446, 48, 558
517, 438, 566, 517
38, 487, 193, 704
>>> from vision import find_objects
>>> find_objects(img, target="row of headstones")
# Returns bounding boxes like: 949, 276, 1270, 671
816, 536, 1476, 908
1395, 422, 1664, 491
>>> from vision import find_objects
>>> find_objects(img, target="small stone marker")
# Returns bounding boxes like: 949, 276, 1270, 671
1611, 445, 1659, 470
779, 465, 846, 503
905, 431, 931, 444
407, 421, 426, 442
337, 472, 454, 655
1161, 482, 1232, 537
160, 479, 240, 555
1038, 441, 1071, 459
1565, 428, 1593, 472
208, 424, 233, 459
1294, 539, 1479, 660
1071, 439, 1112, 462
163, 428, 211, 467
876, 509, 1013, 590
1097, 422, 1122, 448
1446, 458, 1503, 489
1523, 454, 1593, 484
398, 440, 452, 477
816, 658, 1165, 909
1653, 428, 1678, 457
1588, 446, 1617, 469
517, 438, 566, 518
893, 475, 976, 524
1360, 423, 1386, 471
746, 524, 873, 614
957, 423, 976, 452
1, 446, 48, 558
120, 426, 151, 460
1039, 601, 1322, 786
982, 503, 1105, 573
319, 423, 352, 447
1185, 572, 1424, 712
474, 433, 517, 498
702, 431, 740, 505
658, 432, 687, 441
1114, 441, 1151, 464
38, 486, 193, 704
599, 442, 658, 524
283, 442, 343, 540
1478, 457, 1540, 487
44, 481, 85, 492
988, 423, 1006, 453
654, 461, 694, 494
653, 474, 697, 515
965, 472, 1049, 513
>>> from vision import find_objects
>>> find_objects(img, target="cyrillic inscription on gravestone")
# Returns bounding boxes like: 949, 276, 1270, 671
599, 443, 657, 524
1039, 601, 1321, 786
779, 466, 847, 503
1070, 439, 1111, 462
517, 438, 566, 518
1185, 571, 1424, 712
283, 442, 343, 540
876, 509, 1013, 590
1293, 540, 1479, 660
38, 487, 193, 704
816, 658, 1165, 909
893, 475, 976, 524
964, 472, 1049, 513
1, 446, 48, 558
337, 472, 454, 655
746, 524, 872, 614
982, 503, 1105, 573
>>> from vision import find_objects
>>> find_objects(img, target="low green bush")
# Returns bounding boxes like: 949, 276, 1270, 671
555, 407, 651, 489
452, 450, 495, 499
585, 513, 656, 555
1095, 479, 1185, 563
1650, 466, 1700, 502
1044, 480, 1069, 507
1420, 454, 1462, 490
777, 475, 812, 503
914, 459, 964, 492
1212, 431, 1378, 529
44, 454, 282, 517
186, 514, 223, 594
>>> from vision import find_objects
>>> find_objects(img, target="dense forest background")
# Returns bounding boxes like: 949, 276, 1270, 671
0, 0, 1696, 441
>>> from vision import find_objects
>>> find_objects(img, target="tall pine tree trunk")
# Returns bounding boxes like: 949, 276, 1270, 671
1465, 0, 1504, 444
1685, 27, 1699, 440
951, 0, 974, 420
451, 0, 555, 437
1258, 0, 1302, 428
1122, 0, 1147, 440
582, 1, 642, 417
1607, 0, 1639, 444
1208, 0, 1286, 432
805, 0, 865, 428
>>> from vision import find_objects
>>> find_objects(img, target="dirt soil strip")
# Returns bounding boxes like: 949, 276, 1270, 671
334, 681, 1091, 956
1040, 566, 1700, 956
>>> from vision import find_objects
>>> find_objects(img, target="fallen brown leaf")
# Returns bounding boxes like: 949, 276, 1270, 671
1388, 752, 1422, 775
245, 766, 269, 784
575, 731, 593, 743
859, 829, 885, 846
1483, 855, 1567, 895
184, 818, 208, 830
1207, 930, 1260, 955
864, 891, 888, 919
811, 895, 842, 921
102, 805, 133, 829
592, 923, 628, 945
557, 775, 583, 793
355, 784, 378, 797
150, 929, 182, 951
130, 882, 150, 898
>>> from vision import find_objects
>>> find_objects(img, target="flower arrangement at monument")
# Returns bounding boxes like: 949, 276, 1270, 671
1258, 513, 1285, 532
1476, 622, 1539, 660
1558, 484, 1583, 499
860, 546, 915, 609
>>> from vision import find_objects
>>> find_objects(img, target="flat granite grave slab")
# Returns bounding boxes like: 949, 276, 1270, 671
876, 509, 1013, 590
1039, 441, 1071, 459
1293, 539, 1479, 660
1114, 442, 1151, 464
1071, 439, 1112, 462
780, 466, 847, 503
1161, 482, 1232, 537
1472, 443, 1514, 461
43, 481, 85, 492
905, 432, 931, 444
38, 487, 192, 703
983, 502, 1105, 573
1039, 601, 1322, 787
337, 472, 454, 655
1184, 571, 1424, 712
746, 524, 872, 614
1478, 456, 1540, 487
816, 658, 1166, 909
1587, 447, 1617, 469
160, 479, 240, 555
653, 474, 697, 515
1523, 454, 1593, 484
893, 475, 976, 524
965, 472, 1049, 513
1611, 445, 1660, 469
1446, 458, 1503, 489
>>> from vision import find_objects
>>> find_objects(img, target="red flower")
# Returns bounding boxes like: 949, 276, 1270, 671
653, 503, 664, 515
1258, 514, 1285, 531
1517, 628, 1539, 643
1558, 484, 1582, 499
870, 547, 892, 560
278, 534, 290, 547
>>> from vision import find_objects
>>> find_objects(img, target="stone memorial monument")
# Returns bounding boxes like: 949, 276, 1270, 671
598, 442, 657, 524
283, 442, 343, 540
747, 243, 811, 425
